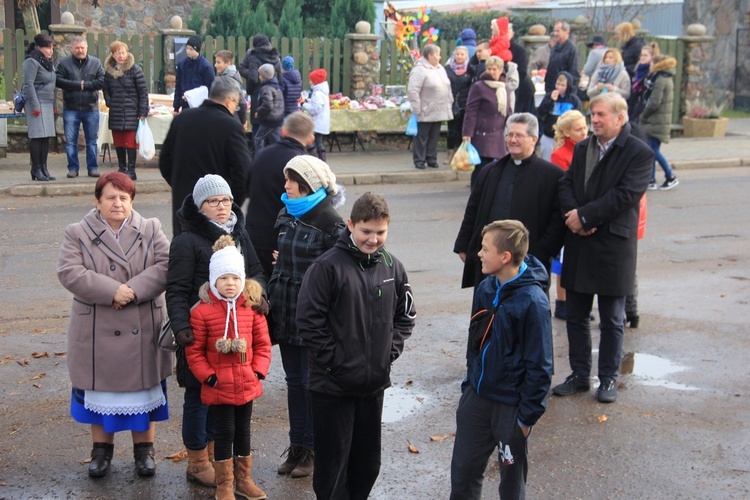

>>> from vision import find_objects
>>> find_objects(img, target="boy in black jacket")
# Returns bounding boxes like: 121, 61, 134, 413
450, 220, 553, 500
296, 192, 416, 500
253, 63, 284, 154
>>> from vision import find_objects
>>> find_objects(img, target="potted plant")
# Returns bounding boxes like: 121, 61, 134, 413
682, 92, 730, 138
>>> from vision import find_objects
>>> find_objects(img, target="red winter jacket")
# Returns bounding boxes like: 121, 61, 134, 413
187, 285, 272, 406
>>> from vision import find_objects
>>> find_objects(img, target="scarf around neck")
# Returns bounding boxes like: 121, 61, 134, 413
27, 48, 54, 72
482, 79, 508, 116
281, 187, 326, 219
450, 59, 468, 76
597, 63, 622, 84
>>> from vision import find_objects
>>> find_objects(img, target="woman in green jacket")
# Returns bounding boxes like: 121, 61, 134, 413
640, 54, 679, 190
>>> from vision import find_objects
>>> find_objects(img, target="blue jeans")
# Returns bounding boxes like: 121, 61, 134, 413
182, 385, 215, 451
63, 109, 99, 172
279, 343, 313, 449
647, 135, 674, 182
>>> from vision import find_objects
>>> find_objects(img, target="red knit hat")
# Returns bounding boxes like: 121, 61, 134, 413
309, 69, 327, 85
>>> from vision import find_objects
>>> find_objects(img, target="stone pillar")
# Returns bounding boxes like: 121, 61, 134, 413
569, 16, 591, 45
49, 14, 87, 146
345, 21, 382, 100
678, 24, 717, 117
519, 35, 551, 64
161, 16, 195, 96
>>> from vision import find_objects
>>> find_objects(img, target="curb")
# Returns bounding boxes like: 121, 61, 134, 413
1, 159, 745, 197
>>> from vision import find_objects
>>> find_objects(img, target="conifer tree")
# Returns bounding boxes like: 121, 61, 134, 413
279, 0, 304, 39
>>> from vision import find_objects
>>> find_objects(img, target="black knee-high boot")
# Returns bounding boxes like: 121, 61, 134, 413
126, 148, 137, 180
116, 147, 127, 173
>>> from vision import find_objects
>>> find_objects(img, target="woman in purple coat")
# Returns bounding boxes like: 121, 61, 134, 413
462, 56, 515, 188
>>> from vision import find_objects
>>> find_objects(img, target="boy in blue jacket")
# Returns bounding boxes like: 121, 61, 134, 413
450, 219, 553, 500
296, 192, 416, 500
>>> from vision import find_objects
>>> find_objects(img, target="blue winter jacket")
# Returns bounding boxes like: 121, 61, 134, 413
464, 254, 553, 426
173, 55, 215, 112
279, 70, 302, 117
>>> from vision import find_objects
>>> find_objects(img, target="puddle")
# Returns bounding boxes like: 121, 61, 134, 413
619, 351, 701, 391
382, 384, 428, 423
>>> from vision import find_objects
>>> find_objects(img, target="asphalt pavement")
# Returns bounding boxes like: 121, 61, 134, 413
1, 118, 749, 197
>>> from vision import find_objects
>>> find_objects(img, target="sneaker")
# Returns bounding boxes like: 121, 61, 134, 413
647, 181, 658, 190
552, 374, 591, 396
67, 170, 79, 178
596, 377, 617, 403
659, 177, 679, 190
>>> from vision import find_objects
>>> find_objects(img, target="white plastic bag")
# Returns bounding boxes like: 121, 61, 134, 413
136, 119, 156, 160
184, 85, 208, 109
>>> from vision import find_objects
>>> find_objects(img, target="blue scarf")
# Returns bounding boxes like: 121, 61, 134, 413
281, 188, 326, 219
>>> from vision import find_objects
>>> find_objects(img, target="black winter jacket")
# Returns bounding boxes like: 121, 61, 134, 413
621, 36, 646, 77
279, 70, 303, 116
245, 136, 308, 277
159, 99, 251, 235
545, 39, 580, 93
269, 198, 345, 345
56, 55, 105, 111
238, 44, 282, 125
296, 231, 416, 397
537, 71, 582, 138
256, 78, 284, 126
166, 194, 266, 387
103, 53, 149, 131
465, 255, 553, 427
445, 63, 473, 114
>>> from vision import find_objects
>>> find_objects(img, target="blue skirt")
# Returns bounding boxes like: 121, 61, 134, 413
70, 380, 169, 433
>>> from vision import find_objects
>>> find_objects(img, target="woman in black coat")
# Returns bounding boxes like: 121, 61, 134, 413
615, 22, 646, 78
444, 46, 473, 165
165, 174, 267, 488
103, 41, 148, 180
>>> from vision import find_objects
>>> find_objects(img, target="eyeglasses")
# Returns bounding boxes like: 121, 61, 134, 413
205, 197, 232, 207
506, 133, 531, 140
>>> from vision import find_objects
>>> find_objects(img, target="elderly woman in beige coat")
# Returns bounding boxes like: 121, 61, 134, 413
57, 172, 171, 479
407, 44, 453, 169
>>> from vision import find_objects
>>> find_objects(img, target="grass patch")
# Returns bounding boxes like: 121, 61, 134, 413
722, 109, 750, 119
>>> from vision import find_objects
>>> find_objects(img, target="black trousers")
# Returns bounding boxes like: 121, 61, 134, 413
413, 121, 441, 166
450, 387, 528, 500
310, 389, 384, 500
212, 401, 253, 461
566, 290, 626, 380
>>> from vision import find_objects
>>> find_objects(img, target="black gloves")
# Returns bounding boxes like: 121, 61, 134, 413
175, 328, 195, 346
205, 374, 218, 387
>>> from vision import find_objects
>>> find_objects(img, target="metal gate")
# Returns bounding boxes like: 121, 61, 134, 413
735, 28, 750, 111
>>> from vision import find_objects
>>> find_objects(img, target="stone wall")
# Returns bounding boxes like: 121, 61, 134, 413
683, 0, 750, 103
59, 0, 209, 35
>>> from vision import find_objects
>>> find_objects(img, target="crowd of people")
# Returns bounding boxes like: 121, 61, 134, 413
47, 20, 681, 500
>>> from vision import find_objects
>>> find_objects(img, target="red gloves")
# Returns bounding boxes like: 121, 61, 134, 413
32, 110, 41, 117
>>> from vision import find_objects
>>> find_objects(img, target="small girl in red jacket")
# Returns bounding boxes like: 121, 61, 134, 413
187, 235, 271, 500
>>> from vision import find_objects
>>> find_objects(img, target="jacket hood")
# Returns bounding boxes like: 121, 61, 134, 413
251, 45, 280, 65
283, 70, 302, 85
176, 193, 247, 238
460, 28, 477, 44
260, 77, 280, 89
476, 254, 549, 305
650, 57, 677, 75
104, 52, 135, 78
557, 70, 576, 94
310, 80, 329, 93
223, 65, 239, 78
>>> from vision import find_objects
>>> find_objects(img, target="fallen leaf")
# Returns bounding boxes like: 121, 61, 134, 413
165, 450, 188, 462
429, 433, 455, 442
16, 358, 29, 367
75, 193, 84, 197
54, 352, 67, 356
404, 380, 413, 386
407, 441, 419, 454
597, 414, 608, 423
32, 352, 49, 358
441, 349, 455, 357
82, 457, 92, 464
416, 397, 424, 404
18, 372, 46, 384
32, 383, 41, 388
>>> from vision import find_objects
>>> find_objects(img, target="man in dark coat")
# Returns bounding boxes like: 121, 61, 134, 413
553, 93, 653, 403
239, 34, 282, 134
454, 112, 566, 291
56, 36, 105, 178
545, 21, 580, 93
246, 111, 315, 278
159, 77, 251, 236
173, 35, 215, 114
